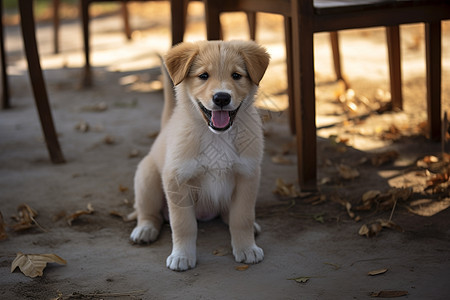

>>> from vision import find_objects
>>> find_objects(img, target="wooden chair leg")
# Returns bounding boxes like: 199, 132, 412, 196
0, 0, 10, 109
18, 0, 65, 163
291, 2, 317, 191
171, 0, 188, 45
121, 1, 132, 40
204, 0, 222, 40
81, 0, 91, 87
246, 12, 256, 40
284, 17, 296, 135
386, 25, 403, 110
329, 31, 343, 82
425, 21, 441, 141
53, 0, 60, 54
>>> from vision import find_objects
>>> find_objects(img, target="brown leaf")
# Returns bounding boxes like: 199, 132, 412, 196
407, 198, 450, 217
337, 164, 360, 180
212, 247, 230, 256
235, 264, 249, 271
370, 290, 408, 298
147, 131, 159, 139
271, 155, 293, 165
371, 151, 399, 166
11, 204, 42, 232
11, 252, 66, 278
81, 102, 107, 112
103, 135, 116, 145
119, 185, 129, 193
359, 222, 382, 237
273, 178, 301, 198
74, 121, 90, 132
0, 212, 7, 241
378, 219, 404, 232
67, 203, 94, 226
368, 268, 388, 276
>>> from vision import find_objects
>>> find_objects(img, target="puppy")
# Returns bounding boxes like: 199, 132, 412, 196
130, 40, 270, 271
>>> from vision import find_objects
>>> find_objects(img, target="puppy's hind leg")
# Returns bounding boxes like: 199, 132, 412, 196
130, 155, 164, 243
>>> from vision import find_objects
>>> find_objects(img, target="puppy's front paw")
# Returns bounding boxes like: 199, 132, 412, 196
166, 253, 196, 271
130, 221, 159, 243
233, 245, 264, 264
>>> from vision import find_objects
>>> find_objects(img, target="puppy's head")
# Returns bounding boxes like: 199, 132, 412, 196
164, 40, 270, 133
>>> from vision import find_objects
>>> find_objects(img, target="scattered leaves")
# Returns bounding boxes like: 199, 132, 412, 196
368, 268, 388, 276
103, 135, 116, 145
11, 252, 66, 278
271, 155, 293, 165
337, 164, 360, 180
67, 203, 94, 226
109, 210, 132, 222
74, 121, 90, 132
81, 102, 107, 112
370, 290, 408, 298
273, 178, 301, 198
359, 219, 403, 238
371, 150, 399, 166
235, 264, 249, 271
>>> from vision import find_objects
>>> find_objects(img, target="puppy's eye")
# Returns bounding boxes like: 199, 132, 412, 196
198, 73, 209, 80
232, 73, 242, 80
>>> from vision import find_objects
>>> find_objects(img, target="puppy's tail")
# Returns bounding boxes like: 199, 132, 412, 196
160, 57, 176, 129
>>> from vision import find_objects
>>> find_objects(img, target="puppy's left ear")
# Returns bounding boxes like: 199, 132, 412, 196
164, 42, 199, 85
238, 41, 271, 85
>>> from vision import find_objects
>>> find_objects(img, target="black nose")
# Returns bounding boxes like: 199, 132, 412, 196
213, 92, 231, 108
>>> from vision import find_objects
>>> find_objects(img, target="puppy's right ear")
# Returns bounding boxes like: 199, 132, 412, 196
164, 42, 199, 85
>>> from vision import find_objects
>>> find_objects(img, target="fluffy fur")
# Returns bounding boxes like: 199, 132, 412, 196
130, 40, 270, 271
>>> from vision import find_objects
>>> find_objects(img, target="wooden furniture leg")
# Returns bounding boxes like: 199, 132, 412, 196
122, 1, 132, 40
0, 0, 9, 109
19, 0, 65, 163
291, 0, 317, 191
386, 25, 403, 109
171, 0, 188, 45
425, 21, 442, 141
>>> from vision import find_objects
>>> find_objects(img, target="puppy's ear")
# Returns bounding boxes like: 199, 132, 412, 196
164, 42, 199, 85
238, 41, 270, 85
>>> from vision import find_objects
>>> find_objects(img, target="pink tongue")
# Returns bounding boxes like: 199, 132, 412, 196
211, 110, 230, 128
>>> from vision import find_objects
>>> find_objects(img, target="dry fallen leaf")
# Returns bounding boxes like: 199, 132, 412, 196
235, 264, 249, 271
359, 219, 403, 237
147, 131, 159, 139
81, 102, 107, 112
407, 198, 450, 217
271, 155, 293, 165
371, 150, 399, 166
370, 290, 408, 298
67, 203, 94, 226
74, 121, 90, 132
11, 204, 44, 232
128, 149, 140, 158
119, 185, 129, 193
0, 212, 7, 241
273, 178, 301, 198
337, 164, 360, 180
11, 252, 67, 278
289, 276, 311, 283
212, 247, 229, 256
103, 135, 116, 145
368, 268, 389, 276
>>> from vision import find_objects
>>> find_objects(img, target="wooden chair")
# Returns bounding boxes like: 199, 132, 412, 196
1, 0, 65, 163
79, 0, 188, 86
204, 0, 450, 191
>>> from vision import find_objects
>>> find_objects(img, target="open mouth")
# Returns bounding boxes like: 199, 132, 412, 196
198, 102, 241, 132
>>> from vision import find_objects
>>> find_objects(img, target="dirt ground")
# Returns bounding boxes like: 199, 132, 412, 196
1, 3, 450, 299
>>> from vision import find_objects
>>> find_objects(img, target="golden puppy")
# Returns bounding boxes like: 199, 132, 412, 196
130, 40, 270, 271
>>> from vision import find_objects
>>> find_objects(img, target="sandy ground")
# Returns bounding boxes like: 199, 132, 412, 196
1, 3, 450, 299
